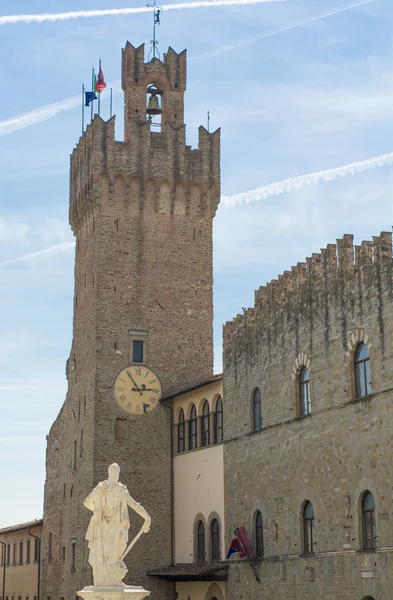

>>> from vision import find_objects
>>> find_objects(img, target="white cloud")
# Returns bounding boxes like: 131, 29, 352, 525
0, 217, 30, 245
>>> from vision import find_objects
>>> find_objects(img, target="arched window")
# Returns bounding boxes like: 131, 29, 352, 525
201, 400, 210, 447
214, 396, 223, 444
299, 367, 311, 416
211, 519, 220, 561
189, 405, 198, 450
255, 511, 263, 558
252, 388, 263, 431
355, 343, 371, 397
303, 501, 314, 554
362, 491, 376, 549
197, 521, 205, 563
178, 409, 185, 453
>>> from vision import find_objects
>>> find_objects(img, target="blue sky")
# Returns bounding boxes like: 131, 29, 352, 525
0, 0, 392, 527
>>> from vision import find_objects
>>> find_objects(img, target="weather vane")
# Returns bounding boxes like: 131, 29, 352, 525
147, 0, 161, 60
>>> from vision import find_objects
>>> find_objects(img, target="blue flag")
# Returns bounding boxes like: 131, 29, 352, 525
85, 91, 97, 107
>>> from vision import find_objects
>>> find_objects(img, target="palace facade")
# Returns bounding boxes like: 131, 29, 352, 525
2, 37, 392, 600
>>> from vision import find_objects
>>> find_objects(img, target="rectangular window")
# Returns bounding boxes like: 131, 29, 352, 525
48, 533, 52, 560
19, 541, 23, 564
62, 546, 65, 562
63, 483, 66, 499
12, 543, 16, 564
71, 542, 76, 571
132, 340, 144, 363
26, 539, 30, 563
34, 539, 39, 562
72, 440, 77, 470
6, 544, 10, 564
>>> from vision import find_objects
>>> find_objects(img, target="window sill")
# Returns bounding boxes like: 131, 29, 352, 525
175, 442, 224, 456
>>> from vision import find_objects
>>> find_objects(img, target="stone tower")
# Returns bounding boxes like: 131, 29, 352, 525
40, 42, 220, 598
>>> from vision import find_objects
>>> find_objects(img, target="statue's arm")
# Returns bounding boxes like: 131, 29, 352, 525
83, 491, 95, 512
126, 492, 151, 531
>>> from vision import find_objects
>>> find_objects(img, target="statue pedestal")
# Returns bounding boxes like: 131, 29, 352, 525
77, 585, 150, 600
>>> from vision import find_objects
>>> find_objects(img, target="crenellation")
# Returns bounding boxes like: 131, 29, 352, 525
223, 232, 393, 368
360, 239, 373, 265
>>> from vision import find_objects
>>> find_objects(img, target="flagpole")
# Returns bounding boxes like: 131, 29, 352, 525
110, 88, 113, 118
91, 67, 94, 122
82, 84, 85, 134
97, 58, 101, 117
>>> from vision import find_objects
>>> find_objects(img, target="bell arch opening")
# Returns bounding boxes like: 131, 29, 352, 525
146, 84, 162, 132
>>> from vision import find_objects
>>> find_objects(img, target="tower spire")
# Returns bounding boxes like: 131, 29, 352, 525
147, 0, 161, 60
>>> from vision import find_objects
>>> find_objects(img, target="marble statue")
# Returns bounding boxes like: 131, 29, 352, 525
82, 463, 151, 587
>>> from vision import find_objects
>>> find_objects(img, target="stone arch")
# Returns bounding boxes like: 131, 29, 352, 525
211, 393, 222, 412
291, 352, 311, 380
143, 73, 171, 92
206, 511, 223, 562
193, 513, 207, 563
346, 329, 372, 398
174, 405, 185, 424
185, 401, 197, 421
354, 477, 378, 551
204, 583, 224, 600
359, 578, 383, 600
346, 328, 371, 358
249, 500, 264, 555
197, 397, 210, 416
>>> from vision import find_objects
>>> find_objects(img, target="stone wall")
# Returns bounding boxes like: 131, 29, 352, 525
223, 232, 393, 600
41, 41, 220, 600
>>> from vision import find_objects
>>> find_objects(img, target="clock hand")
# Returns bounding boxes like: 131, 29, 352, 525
127, 370, 140, 390
138, 385, 159, 393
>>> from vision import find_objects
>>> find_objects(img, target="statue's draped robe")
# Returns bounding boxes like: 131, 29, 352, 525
85, 481, 130, 585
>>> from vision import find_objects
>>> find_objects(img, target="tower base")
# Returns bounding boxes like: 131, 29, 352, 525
77, 585, 151, 600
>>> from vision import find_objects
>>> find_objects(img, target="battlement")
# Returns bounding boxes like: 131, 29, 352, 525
223, 231, 393, 356
122, 42, 186, 92
69, 115, 220, 233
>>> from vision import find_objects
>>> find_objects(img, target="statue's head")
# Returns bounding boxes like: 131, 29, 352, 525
108, 463, 120, 483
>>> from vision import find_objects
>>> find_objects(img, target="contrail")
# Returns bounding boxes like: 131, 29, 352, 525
0, 82, 122, 137
0, 0, 376, 137
0, 242, 75, 266
222, 152, 393, 206
2, 152, 392, 266
0, 0, 284, 26
192, 0, 377, 62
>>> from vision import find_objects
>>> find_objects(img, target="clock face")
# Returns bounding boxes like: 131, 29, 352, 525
114, 365, 162, 415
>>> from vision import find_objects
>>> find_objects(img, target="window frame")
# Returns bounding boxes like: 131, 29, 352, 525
178, 409, 185, 453
189, 404, 198, 450
201, 400, 210, 447
254, 510, 264, 558
252, 388, 263, 432
362, 491, 376, 550
303, 501, 315, 554
355, 343, 371, 398
214, 396, 223, 444
196, 521, 205, 563
211, 519, 220, 562
299, 367, 311, 416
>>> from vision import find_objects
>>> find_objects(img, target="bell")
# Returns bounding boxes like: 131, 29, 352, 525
146, 93, 162, 116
